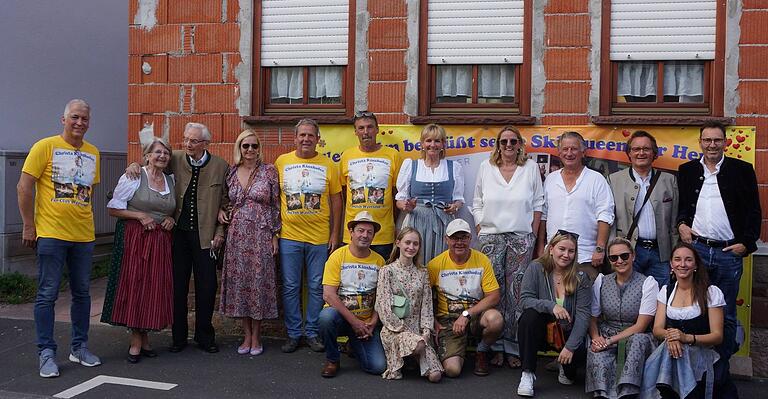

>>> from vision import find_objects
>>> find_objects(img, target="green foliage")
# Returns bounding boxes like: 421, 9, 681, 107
0, 272, 37, 304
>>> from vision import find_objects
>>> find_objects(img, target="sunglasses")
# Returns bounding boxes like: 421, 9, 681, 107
354, 110, 375, 118
555, 229, 579, 241
241, 143, 259, 149
608, 252, 632, 262
498, 138, 519, 147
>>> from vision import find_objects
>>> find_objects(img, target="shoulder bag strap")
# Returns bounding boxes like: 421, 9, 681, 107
626, 170, 661, 239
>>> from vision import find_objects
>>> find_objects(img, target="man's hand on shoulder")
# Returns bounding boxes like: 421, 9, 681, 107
125, 163, 142, 180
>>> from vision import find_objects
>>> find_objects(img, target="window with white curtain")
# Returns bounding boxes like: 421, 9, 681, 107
435, 65, 515, 104
616, 61, 705, 104
269, 66, 343, 105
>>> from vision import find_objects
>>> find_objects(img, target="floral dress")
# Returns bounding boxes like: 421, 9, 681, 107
375, 260, 443, 379
219, 163, 281, 319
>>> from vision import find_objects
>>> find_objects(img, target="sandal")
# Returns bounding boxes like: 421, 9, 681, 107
506, 355, 522, 369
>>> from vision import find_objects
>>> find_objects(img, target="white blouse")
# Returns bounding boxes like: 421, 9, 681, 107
591, 273, 659, 317
657, 284, 726, 320
471, 159, 544, 235
107, 167, 173, 210
394, 158, 465, 202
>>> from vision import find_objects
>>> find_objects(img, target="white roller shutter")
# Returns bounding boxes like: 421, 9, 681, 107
610, 0, 716, 61
261, 0, 349, 67
427, 0, 525, 65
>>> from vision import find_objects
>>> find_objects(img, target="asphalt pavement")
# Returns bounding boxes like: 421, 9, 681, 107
0, 318, 764, 399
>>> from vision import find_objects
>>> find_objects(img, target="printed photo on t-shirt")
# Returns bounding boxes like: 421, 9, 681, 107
347, 158, 391, 207
281, 163, 328, 213
438, 268, 484, 317
338, 262, 379, 319
51, 148, 97, 205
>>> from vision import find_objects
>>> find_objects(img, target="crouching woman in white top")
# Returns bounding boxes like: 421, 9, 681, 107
640, 242, 724, 399
586, 237, 659, 398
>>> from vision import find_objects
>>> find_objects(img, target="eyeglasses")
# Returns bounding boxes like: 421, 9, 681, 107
150, 149, 171, 156
241, 143, 259, 150
608, 252, 632, 262
630, 147, 653, 154
498, 138, 519, 147
183, 138, 208, 145
700, 138, 724, 145
555, 229, 579, 241
448, 233, 471, 241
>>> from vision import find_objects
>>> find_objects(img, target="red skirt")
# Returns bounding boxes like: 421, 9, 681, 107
110, 220, 173, 330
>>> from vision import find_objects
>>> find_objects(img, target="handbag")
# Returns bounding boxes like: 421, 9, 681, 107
544, 272, 566, 351
391, 271, 410, 319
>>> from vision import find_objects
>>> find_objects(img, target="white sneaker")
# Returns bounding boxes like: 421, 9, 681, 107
517, 371, 536, 397
558, 364, 574, 385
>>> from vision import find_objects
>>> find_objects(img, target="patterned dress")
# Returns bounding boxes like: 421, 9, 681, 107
219, 163, 281, 319
478, 232, 535, 356
375, 260, 443, 379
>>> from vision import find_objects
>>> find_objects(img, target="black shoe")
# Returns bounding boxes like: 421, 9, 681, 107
198, 343, 219, 353
168, 342, 187, 353
281, 338, 299, 353
306, 336, 325, 352
140, 348, 158, 358
127, 347, 141, 364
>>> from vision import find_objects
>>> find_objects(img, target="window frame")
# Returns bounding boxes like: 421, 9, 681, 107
415, 0, 533, 124
597, 0, 726, 122
250, 0, 356, 122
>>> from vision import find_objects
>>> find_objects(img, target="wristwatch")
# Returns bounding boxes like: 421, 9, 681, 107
595, 246, 604, 253
461, 310, 471, 320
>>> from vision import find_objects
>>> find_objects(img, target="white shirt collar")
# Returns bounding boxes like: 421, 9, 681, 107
699, 154, 725, 175
188, 151, 209, 167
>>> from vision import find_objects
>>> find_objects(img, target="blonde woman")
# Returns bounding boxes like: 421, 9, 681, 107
516, 231, 592, 397
395, 124, 465, 264
472, 125, 544, 368
375, 228, 443, 382
218, 130, 281, 356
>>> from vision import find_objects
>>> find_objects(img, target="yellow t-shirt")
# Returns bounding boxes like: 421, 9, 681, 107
427, 249, 499, 319
21, 135, 100, 242
275, 152, 341, 245
322, 246, 385, 322
340, 145, 401, 245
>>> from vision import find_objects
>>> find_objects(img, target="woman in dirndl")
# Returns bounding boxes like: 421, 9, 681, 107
586, 238, 659, 398
640, 242, 725, 399
395, 123, 464, 265
103, 137, 176, 363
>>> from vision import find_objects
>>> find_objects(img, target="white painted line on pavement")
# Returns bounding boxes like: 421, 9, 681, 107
53, 375, 177, 398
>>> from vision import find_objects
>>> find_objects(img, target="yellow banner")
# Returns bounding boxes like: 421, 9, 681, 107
318, 125, 756, 170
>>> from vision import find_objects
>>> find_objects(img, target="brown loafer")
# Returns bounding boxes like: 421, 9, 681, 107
474, 351, 490, 376
321, 360, 340, 378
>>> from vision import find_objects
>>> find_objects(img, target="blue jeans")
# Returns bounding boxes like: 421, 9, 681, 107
318, 307, 386, 374
34, 238, 95, 353
633, 245, 670, 288
279, 238, 328, 339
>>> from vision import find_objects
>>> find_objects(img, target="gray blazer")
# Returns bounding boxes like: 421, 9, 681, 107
519, 260, 592, 352
607, 168, 678, 262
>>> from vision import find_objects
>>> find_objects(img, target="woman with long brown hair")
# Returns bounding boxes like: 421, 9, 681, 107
641, 242, 724, 399
516, 231, 591, 397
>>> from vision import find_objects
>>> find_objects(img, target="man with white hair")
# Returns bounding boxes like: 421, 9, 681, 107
18, 99, 102, 377
127, 122, 229, 353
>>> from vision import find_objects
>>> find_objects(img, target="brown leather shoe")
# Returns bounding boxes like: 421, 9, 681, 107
474, 351, 490, 376
321, 360, 340, 378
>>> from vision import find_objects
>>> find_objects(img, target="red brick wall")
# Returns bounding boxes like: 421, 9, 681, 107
129, 0, 768, 238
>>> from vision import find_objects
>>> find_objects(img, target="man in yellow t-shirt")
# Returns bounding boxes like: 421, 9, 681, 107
340, 111, 402, 259
318, 211, 386, 378
428, 219, 503, 378
17, 99, 102, 378
274, 119, 342, 353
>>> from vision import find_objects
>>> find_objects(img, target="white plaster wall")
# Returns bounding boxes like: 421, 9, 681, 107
0, 1, 128, 152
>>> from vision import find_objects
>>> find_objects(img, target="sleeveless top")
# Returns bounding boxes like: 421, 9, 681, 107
412, 159, 455, 205
127, 170, 176, 223
664, 283, 710, 335
599, 271, 646, 333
